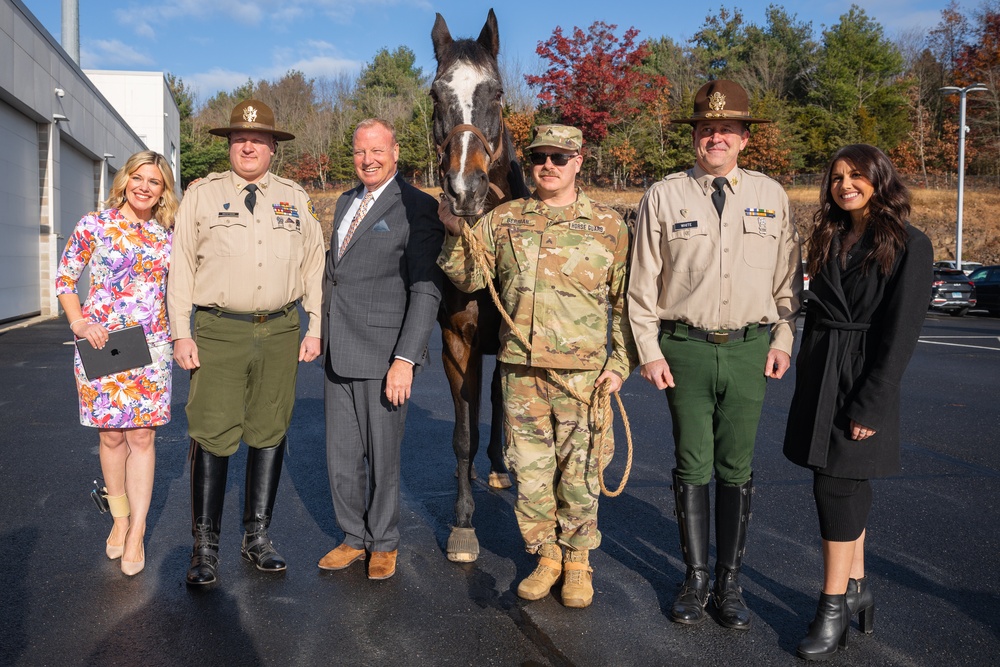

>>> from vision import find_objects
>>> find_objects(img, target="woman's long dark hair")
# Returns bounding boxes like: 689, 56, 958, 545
808, 144, 910, 277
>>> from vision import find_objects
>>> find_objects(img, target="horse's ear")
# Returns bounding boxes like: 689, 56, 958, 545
477, 8, 500, 59
432, 13, 453, 62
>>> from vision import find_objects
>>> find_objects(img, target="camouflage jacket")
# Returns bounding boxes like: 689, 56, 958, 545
437, 190, 637, 378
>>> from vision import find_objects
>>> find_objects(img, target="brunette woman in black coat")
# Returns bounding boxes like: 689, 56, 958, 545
783, 144, 932, 661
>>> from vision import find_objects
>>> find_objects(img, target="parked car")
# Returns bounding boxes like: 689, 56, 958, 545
930, 268, 977, 316
969, 265, 1000, 315
933, 260, 984, 275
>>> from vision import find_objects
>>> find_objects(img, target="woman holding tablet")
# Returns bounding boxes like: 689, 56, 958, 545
56, 150, 177, 576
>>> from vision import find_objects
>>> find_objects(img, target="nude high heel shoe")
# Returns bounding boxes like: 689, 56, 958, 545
121, 528, 145, 576
104, 492, 130, 560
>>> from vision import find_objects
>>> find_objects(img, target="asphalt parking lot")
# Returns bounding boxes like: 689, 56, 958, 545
1, 312, 998, 666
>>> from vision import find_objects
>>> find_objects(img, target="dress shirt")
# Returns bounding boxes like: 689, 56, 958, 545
335, 174, 396, 248
628, 164, 802, 363
168, 170, 325, 339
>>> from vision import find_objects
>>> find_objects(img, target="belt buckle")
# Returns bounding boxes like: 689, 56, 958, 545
708, 331, 730, 344
252, 313, 268, 324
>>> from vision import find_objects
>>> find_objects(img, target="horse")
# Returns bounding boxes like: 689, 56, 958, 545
431, 9, 530, 563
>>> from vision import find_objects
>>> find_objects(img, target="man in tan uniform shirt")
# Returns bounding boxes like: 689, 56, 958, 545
168, 99, 324, 586
628, 80, 801, 629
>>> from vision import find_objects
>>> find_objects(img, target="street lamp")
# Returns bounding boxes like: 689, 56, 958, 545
940, 83, 988, 270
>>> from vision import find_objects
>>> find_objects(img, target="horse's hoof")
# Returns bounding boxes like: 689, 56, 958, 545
447, 527, 479, 563
487, 472, 512, 489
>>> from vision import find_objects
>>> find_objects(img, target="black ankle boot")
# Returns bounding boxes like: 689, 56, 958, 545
713, 476, 753, 630
670, 469, 711, 625
241, 439, 287, 572
186, 441, 228, 586
797, 593, 850, 661
846, 577, 874, 634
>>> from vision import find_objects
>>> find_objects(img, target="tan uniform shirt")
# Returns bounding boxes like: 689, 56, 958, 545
629, 165, 801, 363
167, 170, 325, 339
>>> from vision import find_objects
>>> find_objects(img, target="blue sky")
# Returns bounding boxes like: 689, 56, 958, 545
22, 0, 969, 102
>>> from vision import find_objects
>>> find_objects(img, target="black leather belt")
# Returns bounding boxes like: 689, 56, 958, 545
196, 303, 295, 324
660, 320, 765, 344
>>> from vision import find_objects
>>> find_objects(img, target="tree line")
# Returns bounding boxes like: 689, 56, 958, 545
170, 1, 1000, 191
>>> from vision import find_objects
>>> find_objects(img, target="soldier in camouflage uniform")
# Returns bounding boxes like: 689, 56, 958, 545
437, 125, 637, 608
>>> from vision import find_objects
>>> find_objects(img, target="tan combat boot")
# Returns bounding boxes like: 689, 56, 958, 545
517, 543, 562, 600
562, 549, 594, 608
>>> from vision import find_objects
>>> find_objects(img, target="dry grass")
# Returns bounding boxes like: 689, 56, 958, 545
310, 184, 1000, 264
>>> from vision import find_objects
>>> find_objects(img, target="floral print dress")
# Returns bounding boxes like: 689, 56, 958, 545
56, 209, 173, 428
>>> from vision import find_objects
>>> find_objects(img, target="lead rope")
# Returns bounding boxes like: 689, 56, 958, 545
456, 220, 634, 497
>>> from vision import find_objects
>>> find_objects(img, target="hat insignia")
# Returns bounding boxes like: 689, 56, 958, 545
243, 105, 258, 123
709, 92, 726, 112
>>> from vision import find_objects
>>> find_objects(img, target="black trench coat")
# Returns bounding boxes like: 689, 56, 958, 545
783, 224, 932, 479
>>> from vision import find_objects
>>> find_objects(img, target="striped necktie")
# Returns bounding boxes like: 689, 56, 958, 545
338, 191, 374, 258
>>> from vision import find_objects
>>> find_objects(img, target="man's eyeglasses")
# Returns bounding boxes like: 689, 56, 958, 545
528, 152, 578, 167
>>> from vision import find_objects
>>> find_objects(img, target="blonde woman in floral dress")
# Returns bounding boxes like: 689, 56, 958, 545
56, 151, 177, 576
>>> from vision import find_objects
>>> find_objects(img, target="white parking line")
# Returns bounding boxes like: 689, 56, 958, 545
918, 339, 1000, 351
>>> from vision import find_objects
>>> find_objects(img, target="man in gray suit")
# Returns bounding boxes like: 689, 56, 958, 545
318, 118, 444, 580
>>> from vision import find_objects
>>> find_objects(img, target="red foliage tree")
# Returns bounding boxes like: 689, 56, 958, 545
526, 21, 669, 145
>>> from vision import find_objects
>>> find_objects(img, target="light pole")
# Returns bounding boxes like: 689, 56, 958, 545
940, 83, 987, 269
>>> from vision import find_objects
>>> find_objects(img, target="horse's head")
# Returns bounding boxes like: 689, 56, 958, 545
431, 9, 506, 218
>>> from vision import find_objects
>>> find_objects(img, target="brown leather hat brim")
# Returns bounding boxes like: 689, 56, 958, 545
671, 113, 771, 125
208, 124, 295, 141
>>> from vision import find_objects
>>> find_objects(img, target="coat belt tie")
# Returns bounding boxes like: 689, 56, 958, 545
804, 293, 871, 468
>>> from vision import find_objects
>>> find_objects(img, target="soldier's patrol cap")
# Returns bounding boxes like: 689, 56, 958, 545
671, 80, 771, 125
527, 124, 584, 152
209, 98, 295, 141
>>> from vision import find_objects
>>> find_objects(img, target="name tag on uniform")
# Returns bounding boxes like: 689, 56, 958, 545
502, 218, 534, 227
218, 211, 240, 218
568, 222, 605, 233
745, 208, 775, 218
673, 221, 698, 231
273, 202, 300, 218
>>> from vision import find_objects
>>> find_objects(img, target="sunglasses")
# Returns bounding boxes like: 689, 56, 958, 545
528, 152, 578, 167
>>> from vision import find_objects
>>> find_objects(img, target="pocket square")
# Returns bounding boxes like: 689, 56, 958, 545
372, 220, 390, 232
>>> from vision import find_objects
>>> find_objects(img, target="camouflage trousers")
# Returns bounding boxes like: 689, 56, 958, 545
500, 363, 604, 553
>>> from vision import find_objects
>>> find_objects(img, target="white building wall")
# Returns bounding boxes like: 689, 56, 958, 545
84, 70, 182, 187
0, 0, 146, 322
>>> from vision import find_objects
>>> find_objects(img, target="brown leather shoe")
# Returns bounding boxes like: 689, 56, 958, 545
318, 543, 366, 571
368, 550, 398, 580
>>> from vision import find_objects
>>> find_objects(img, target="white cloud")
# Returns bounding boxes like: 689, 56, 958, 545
81, 39, 156, 68
183, 68, 254, 99
263, 55, 362, 81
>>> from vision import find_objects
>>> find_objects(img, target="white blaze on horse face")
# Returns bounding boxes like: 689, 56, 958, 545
442, 62, 491, 195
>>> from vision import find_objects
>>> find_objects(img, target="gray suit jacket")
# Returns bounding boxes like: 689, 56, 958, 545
322, 173, 444, 379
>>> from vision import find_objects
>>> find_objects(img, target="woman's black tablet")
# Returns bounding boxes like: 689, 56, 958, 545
76, 325, 152, 380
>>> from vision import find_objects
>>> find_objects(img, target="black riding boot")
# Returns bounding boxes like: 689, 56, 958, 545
186, 440, 228, 586
241, 439, 287, 572
797, 593, 850, 661
670, 469, 711, 625
713, 475, 753, 630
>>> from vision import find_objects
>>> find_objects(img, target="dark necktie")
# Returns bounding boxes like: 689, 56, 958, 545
244, 184, 258, 213
712, 177, 728, 218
